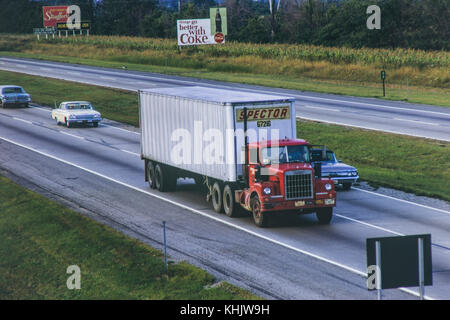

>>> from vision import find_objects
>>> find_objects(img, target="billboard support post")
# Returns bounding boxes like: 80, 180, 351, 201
418, 237, 425, 300
375, 240, 382, 300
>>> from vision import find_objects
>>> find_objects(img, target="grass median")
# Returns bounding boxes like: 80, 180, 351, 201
1, 34, 449, 107
1, 69, 448, 201
0, 174, 258, 299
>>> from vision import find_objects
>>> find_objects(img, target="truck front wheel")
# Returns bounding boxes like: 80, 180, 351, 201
212, 182, 224, 213
251, 195, 269, 227
316, 207, 333, 224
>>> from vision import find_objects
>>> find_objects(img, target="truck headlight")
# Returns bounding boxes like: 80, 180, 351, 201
352, 171, 358, 176
325, 183, 332, 191
263, 187, 271, 195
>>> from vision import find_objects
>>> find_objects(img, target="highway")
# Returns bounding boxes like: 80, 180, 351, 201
1, 56, 450, 142
0, 105, 449, 299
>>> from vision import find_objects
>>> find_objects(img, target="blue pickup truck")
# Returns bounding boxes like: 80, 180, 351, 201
311, 148, 359, 190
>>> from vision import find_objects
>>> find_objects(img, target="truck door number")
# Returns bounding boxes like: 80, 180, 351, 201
257, 120, 271, 127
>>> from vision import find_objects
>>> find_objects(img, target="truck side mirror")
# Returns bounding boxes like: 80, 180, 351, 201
314, 162, 322, 179
254, 165, 261, 182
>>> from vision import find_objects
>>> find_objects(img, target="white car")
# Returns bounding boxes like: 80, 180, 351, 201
52, 101, 102, 128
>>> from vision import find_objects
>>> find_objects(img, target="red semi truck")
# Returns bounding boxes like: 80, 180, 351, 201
139, 86, 336, 227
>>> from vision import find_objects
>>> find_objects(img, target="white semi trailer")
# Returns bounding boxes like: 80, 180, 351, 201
139, 86, 336, 227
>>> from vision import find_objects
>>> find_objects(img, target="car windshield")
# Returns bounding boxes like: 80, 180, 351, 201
65, 103, 92, 110
261, 145, 310, 164
311, 150, 336, 162
2, 87, 24, 94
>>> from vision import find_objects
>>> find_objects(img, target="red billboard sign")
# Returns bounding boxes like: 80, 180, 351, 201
43, 6, 69, 28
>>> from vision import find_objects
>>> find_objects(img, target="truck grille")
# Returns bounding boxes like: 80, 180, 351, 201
285, 170, 313, 200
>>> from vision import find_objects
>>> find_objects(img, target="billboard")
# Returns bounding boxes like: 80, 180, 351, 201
177, 19, 225, 46
210, 8, 227, 36
43, 6, 70, 28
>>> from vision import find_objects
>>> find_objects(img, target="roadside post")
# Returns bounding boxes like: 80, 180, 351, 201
163, 221, 168, 273
367, 234, 432, 300
375, 240, 382, 300
381, 70, 386, 96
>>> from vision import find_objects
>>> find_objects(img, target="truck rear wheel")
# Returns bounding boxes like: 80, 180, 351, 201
223, 184, 240, 217
316, 207, 333, 224
211, 182, 224, 213
251, 195, 269, 227
146, 161, 156, 189
155, 164, 176, 192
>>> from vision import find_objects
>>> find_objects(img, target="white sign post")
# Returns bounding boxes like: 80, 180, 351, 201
177, 19, 225, 46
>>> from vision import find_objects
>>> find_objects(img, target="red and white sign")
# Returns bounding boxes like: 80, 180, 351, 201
177, 19, 225, 46
43, 6, 69, 28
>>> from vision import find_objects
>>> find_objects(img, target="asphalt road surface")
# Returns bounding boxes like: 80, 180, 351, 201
0, 105, 449, 300
1, 56, 449, 142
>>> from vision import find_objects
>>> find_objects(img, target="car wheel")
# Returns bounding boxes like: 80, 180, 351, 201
93, 122, 99, 127
211, 181, 223, 213
251, 195, 269, 227
342, 183, 352, 190
316, 207, 333, 224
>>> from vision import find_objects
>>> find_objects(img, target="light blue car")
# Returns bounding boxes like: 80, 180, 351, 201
311, 148, 359, 190
0, 85, 31, 108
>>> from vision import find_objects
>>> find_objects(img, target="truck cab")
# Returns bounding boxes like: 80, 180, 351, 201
238, 139, 336, 227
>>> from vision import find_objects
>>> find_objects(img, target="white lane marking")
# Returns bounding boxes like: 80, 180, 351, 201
336, 214, 404, 236
353, 187, 450, 216
39, 67, 52, 71
100, 76, 117, 81
119, 149, 140, 157
100, 123, 140, 135
393, 118, 440, 126
59, 131, 85, 140
302, 105, 341, 112
0, 135, 437, 300
296, 116, 450, 142
12, 117, 33, 125
67, 71, 81, 76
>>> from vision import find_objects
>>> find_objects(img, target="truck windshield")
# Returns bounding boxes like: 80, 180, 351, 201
261, 145, 310, 164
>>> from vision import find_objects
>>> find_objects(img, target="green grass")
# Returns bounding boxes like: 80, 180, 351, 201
0, 175, 258, 299
298, 120, 450, 201
2, 69, 448, 201
0, 69, 139, 126
1, 34, 449, 107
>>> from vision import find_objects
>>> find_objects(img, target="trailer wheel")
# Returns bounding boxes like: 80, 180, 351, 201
154, 164, 177, 192
223, 184, 240, 217
146, 161, 156, 189
342, 183, 352, 190
211, 182, 224, 213
316, 207, 333, 224
251, 195, 269, 227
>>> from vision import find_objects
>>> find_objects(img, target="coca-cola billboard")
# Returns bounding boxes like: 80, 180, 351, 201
43, 6, 69, 28
177, 19, 225, 46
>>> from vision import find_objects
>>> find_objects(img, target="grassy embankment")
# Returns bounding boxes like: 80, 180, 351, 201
0, 34, 449, 106
0, 174, 258, 299
1, 69, 448, 201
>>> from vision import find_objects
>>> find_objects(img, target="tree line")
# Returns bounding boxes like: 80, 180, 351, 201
1, 0, 448, 50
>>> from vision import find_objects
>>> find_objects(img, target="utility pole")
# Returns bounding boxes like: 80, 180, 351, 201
178, 0, 182, 13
